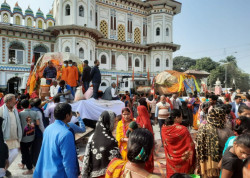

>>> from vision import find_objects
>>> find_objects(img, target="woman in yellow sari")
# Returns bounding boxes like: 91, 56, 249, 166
116, 107, 134, 160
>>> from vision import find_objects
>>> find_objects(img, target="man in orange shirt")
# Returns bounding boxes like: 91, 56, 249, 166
67, 60, 78, 95
61, 61, 68, 82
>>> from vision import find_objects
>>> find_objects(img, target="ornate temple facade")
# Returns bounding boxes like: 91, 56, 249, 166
0, 0, 181, 93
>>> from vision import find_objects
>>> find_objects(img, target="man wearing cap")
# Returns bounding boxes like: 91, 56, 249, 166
82, 60, 91, 91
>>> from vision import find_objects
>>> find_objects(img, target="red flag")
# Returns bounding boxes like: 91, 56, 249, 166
132, 67, 134, 81
147, 68, 150, 81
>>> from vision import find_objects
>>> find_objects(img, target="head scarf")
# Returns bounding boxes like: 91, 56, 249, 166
81, 111, 121, 178
136, 105, 153, 134
196, 107, 226, 177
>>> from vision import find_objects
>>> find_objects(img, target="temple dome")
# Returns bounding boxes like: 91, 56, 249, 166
36, 8, 44, 19
46, 10, 55, 21
25, 6, 34, 17
13, 2, 23, 15
1, 0, 11, 13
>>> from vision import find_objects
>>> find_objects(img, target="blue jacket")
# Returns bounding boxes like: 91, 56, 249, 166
90, 66, 101, 83
33, 120, 78, 178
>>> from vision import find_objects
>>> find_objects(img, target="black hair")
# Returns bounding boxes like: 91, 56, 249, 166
64, 61, 68, 64
20, 99, 29, 109
238, 105, 250, 114
122, 95, 126, 100
235, 133, 250, 148
54, 103, 72, 121
139, 98, 147, 108
53, 96, 60, 103
115, 115, 122, 121
235, 95, 242, 100
225, 104, 232, 114
209, 95, 218, 101
32, 98, 41, 107
84, 60, 88, 65
68, 60, 73, 63
234, 116, 250, 135
127, 128, 154, 163
59, 80, 66, 85
94, 60, 98, 64
20, 94, 28, 100
246, 94, 250, 100
165, 109, 181, 125
122, 107, 131, 114
170, 173, 192, 178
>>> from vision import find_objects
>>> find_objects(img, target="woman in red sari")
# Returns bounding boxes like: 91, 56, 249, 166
161, 109, 195, 178
136, 105, 154, 173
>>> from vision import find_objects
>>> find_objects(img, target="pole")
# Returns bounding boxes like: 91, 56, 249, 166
225, 64, 227, 89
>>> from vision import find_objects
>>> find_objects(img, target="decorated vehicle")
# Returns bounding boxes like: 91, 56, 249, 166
154, 70, 200, 95
25, 52, 83, 98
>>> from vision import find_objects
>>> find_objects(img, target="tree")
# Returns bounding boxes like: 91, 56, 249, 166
173, 56, 196, 72
190, 57, 219, 72
208, 65, 225, 88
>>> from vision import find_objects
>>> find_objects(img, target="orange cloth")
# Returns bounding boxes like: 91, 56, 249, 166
61, 67, 68, 82
67, 66, 78, 87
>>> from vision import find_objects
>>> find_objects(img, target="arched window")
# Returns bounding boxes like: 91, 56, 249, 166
38, 20, 43, 29
100, 20, 108, 38
134, 28, 141, 44
3, 13, 8, 23
156, 27, 160, 36
9, 42, 25, 64
101, 55, 106, 64
15, 16, 21, 25
101, 82, 107, 86
34, 45, 48, 64
156, 58, 160, 67
166, 28, 169, 36
65, 4, 70, 16
27, 18, 32, 27
79, 48, 84, 58
48, 21, 53, 27
135, 59, 140, 67
118, 24, 125, 41
166, 59, 169, 67
65, 46, 70, 52
79, 5, 84, 17
90, 10, 93, 21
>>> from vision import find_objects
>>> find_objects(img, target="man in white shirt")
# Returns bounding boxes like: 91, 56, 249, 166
102, 83, 119, 100
170, 94, 182, 110
50, 81, 59, 97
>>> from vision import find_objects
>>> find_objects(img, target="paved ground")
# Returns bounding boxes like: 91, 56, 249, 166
7, 124, 182, 177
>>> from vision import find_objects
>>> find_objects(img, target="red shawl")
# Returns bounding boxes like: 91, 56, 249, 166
136, 105, 154, 173
161, 123, 195, 178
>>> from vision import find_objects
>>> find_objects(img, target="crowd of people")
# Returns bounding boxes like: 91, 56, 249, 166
1, 60, 250, 178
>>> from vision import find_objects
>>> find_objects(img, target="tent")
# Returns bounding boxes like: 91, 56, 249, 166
155, 70, 200, 95
26, 52, 83, 95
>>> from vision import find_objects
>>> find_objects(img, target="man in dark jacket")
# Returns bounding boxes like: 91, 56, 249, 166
0, 117, 9, 177
43, 61, 57, 85
82, 60, 91, 91
90, 60, 101, 99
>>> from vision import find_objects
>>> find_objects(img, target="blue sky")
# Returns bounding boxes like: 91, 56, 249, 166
4, 0, 250, 73
173, 0, 250, 73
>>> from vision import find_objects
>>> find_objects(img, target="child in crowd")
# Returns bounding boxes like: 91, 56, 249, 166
221, 133, 250, 178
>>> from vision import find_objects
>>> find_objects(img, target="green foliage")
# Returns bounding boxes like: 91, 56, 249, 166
190, 57, 219, 72
173, 55, 250, 91
173, 56, 196, 72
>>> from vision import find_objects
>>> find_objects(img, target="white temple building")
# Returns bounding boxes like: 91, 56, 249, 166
0, 0, 181, 93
